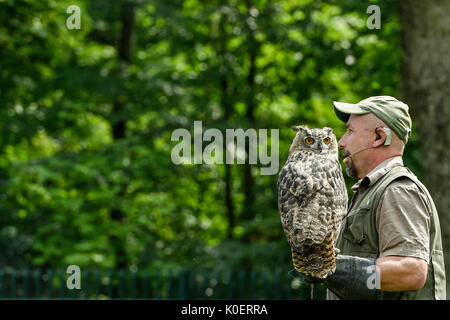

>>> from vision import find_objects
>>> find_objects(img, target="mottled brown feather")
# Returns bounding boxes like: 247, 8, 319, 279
278, 126, 347, 278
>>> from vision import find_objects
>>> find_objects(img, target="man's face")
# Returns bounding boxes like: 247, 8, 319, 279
338, 114, 373, 178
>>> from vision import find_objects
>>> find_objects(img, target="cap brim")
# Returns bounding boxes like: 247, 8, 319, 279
333, 101, 369, 123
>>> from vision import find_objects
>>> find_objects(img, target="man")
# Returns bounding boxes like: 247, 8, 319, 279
309, 96, 446, 299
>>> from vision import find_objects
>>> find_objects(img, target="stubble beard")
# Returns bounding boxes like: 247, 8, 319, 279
345, 157, 358, 178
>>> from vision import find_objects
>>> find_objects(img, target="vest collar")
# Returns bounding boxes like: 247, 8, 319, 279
351, 156, 404, 193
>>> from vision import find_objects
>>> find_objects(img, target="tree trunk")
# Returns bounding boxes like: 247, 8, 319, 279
219, 2, 235, 239
242, 6, 257, 222
113, 0, 135, 140
398, 0, 450, 297
110, 0, 136, 270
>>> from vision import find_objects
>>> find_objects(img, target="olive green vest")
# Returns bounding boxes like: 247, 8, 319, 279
336, 165, 446, 299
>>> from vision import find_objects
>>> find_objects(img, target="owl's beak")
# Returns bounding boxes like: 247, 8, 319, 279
318, 142, 323, 152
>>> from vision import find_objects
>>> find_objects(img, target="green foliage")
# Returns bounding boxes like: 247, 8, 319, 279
0, 0, 418, 274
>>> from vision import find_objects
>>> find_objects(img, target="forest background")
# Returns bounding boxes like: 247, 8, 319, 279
0, 0, 448, 297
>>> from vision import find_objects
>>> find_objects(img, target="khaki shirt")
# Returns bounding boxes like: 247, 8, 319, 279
349, 156, 430, 262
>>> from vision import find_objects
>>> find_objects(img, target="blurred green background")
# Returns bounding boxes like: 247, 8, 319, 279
0, 0, 447, 299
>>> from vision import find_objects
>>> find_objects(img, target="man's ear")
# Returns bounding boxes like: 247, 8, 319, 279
373, 127, 387, 147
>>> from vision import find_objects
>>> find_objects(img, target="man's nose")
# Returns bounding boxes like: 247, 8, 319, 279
338, 136, 345, 149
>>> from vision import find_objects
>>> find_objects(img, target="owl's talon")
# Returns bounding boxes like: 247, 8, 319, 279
334, 248, 340, 256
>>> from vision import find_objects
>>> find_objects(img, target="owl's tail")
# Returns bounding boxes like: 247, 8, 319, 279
291, 233, 337, 279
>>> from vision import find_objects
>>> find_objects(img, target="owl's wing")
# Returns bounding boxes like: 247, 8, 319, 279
328, 157, 349, 224
277, 161, 322, 206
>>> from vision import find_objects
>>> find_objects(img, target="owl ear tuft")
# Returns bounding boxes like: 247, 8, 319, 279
292, 125, 308, 133
323, 127, 334, 135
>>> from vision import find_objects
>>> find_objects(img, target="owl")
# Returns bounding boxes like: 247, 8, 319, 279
277, 125, 347, 279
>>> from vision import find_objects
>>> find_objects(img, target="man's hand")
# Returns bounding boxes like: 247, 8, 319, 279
320, 254, 383, 299
303, 255, 428, 299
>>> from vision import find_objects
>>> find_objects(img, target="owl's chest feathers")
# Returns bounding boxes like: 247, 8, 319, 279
284, 152, 340, 196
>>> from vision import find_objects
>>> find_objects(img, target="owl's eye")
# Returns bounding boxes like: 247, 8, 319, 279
323, 137, 331, 144
304, 137, 315, 145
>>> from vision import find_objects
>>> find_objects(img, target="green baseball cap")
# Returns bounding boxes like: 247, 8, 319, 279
333, 96, 412, 144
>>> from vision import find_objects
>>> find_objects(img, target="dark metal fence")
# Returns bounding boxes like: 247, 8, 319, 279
0, 268, 327, 300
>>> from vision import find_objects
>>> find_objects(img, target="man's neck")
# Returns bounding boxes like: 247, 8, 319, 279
358, 153, 403, 179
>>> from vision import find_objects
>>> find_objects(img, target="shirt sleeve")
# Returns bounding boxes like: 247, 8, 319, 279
376, 178, 430, 263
